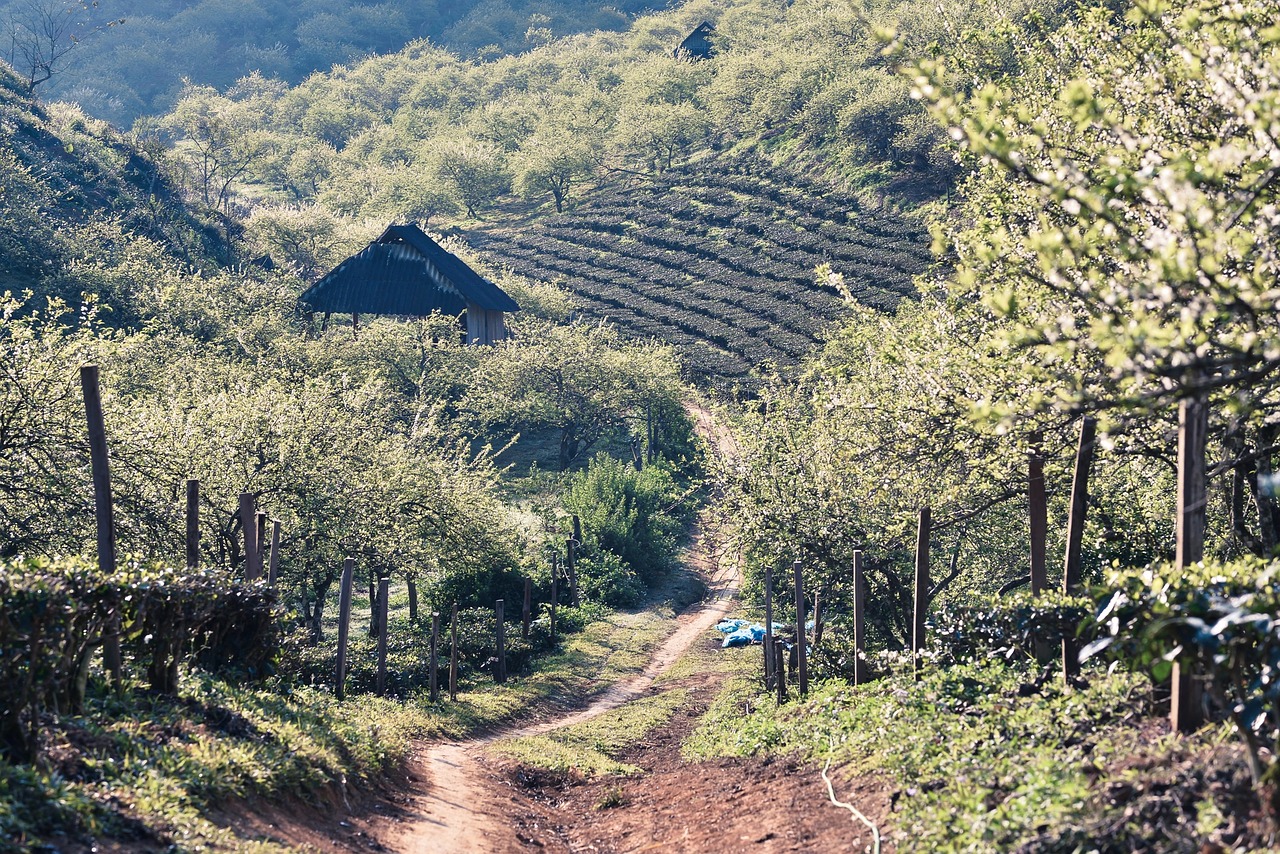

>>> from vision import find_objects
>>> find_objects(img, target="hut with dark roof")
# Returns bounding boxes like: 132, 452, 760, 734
300, 223, 519, 345
675, 22, 717, 60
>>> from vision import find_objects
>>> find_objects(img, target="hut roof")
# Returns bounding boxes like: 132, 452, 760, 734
299, 223, 519, 316
675, 21, 717, 60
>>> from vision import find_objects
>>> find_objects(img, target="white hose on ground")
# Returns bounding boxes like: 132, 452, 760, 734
821, 756, 881, 854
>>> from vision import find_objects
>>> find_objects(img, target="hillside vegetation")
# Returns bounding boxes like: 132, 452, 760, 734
466, 154, 931, 389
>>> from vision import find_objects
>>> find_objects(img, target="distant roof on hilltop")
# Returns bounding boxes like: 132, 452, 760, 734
300, 223, 519, 316
675, 22, 717, 60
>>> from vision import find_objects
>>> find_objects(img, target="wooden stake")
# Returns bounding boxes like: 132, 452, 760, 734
522, 578, 532, 640
913, 506, 932, 677
763, 566, 774, 687
1062, 417, 1097, 682
240, 493, 261, 581
774, 639, 787, 704
793, 560, 808, 696
376, 578, 390, 696
408, 580, 418, 624
813, 585, 824, 647
852, 550, 865, 686
81, 365, 121, 687
495, 599, 507, 684
336, 558, 354, 700
1029, 451, 1048, 595
566, 536, 579, 607
1172, 398, 1207, 733
185, 479, 199, 569
550, 554, 559, 642
449, 603, 458, 701
429, 612, 440, 703
267, 519, 281, 586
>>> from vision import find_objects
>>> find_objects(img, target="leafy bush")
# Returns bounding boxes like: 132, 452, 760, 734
0, 556, 277, 763
928, 591, 1094, 664
564, 453, 687, 587
575, 550, 644, 608
1083, 558, 1280, 792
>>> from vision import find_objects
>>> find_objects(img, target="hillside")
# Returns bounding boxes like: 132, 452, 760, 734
466, 155, 932, 389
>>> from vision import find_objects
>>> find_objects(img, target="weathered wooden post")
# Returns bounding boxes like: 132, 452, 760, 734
793, 560, 808, 696
1062, 417, 1097, 683
240, 493, 261, 581
429, 612, 440, 703
449, 603, 459, 701
376, 578, 390, 696
1172, 398, 1207, 733
185, 479, 200, 569
495, 599, 507, 684
852, 550, 866, 686
368, 569, 378, 636
407, 580, 419, 624
813, 585, 825, 646
335, 558, 354, 700
267, 520, 281, 587
913, 507, 932, 678
774, 638, 787, 704
81, 365, 121, 687
1029, 450, 1048, 595
763, 566, 774, 688
522, 578, 532, 640
566, 536, 579, 607
550, 554, 559, 642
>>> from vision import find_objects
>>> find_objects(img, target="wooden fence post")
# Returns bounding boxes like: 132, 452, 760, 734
376, 578, 390, 696
522, 578, 532, 640
408, 580, 419, 624
1029, 450, 1048, 595
572, 513, 582, 543
368, 569, 378, 636
763, 566, 774, 688
1062, 417, 1097, 683
335, 558, 354, 700
566, 536, 579, 607
774, 638, 787, 704
267, 520, 281, 587
852, 550, 865, 686
1172, 398, 1207, 733
185, 479, 200, 569
913, 507, 932, 678
429, 612, 440, 702
449, 603, 458, 701
550, 554, 559, 642
495, 599, 507, 684
240, 493, 261, 581
81, 365, 121, 687
793, 560, 808, 696
813, 585, 825, 646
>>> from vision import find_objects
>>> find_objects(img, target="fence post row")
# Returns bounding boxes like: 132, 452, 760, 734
793, 560, 808, 696
1172, 398, 1208, 733
186, 479, 200, 569
852, 550, 865, 686
376, 578, 390, 696
335, 558, 354, 700
1062, 417, 1097, 683
80, 365, 122, 688
913, 506, 931, 678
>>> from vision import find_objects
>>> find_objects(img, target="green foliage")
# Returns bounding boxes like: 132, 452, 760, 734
1085, 558, 1280, 789
929, 591, 1094, 665
565, 453, 688, 589
0, 555, 278, 763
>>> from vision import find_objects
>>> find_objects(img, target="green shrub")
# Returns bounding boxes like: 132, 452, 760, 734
564, 453, 687, 587
928, 591, 1095, 664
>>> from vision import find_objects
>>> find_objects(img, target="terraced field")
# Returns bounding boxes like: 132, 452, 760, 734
467, 156, 932, 391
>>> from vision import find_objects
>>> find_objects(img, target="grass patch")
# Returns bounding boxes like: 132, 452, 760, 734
683, 659, 1222, 852
491, 687, 688, 777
